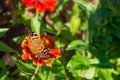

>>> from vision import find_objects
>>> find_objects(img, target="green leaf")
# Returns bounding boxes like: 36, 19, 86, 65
80, 21, 88, 30
13, 35, 26, 44
41, 25, 55, 34
55, 37, 67, 48
117, 64, 120, 73
106, 24, 120, 39
57, 0, 70, 11
0, 28, 9, 38
0, 41, 18, 53
0, 71, 9, 80
70, 15, 81, 36
96, 7, 114, 17
71, 70, 82, 78
67, 53, 91, 72
73, 3, 79, 14
83, 67, 96, 79
61, 29, 77, 41
12, 57, 35, 74
31, 16, 41, 35
0, 60, 6, 69
46, 71, 56, 80
10, 18, 26, 24
52, 60, 66, 79
0, 60, 9, 80
98, 69, 113, 80
74, 0, 97, 12
89, 46, 112, 68
66, 40, 87, 50
38, 72, 45, 80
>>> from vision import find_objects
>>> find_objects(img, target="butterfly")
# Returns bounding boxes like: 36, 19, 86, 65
28, 31, 49, 58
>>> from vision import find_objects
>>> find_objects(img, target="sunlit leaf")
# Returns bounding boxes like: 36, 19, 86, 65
82, 67, 96, 79
70, 15, 81, 36
80, 21, 88, 30
31, 16, 41, 35
74, 0, 98, 12
67, 53, 91, 72
0, 28, 9, 38
66, 40, 87, 50
38, 72, 45, 80
98, 69, 113, 80
13, 35, 26, 44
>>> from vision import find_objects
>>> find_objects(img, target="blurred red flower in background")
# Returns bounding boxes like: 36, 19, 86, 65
22, 0, 57, 13
21, 34, 60, 66
84, 0, 96, 4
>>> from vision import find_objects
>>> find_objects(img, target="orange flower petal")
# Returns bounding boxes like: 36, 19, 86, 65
41, 58, 49, 62
54, 53, 61, 59
21, 37, 29, 48
21, 53, 29, 60
29, 53, 35, 59
49, 48, 60, 54
38, 59, 43, 66
45, 60, 51, 66
22, 49, 31, 54
40, 34, 55, 47
33, 59, 38, 65
22, 49, 33, 60
47, 0, 56, 11
33, 59, 43, 66
37, 5, 46, 13
50, 53, 60, 59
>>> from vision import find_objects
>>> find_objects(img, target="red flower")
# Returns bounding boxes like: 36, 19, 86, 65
84, 0, 96, 5
21, 34, 60, 66
22, 0, 57, 13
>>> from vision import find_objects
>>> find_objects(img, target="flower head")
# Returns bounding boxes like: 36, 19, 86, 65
21, 33, 60, 66
22, 0, 57, 13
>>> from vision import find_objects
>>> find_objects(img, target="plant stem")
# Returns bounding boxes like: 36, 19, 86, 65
31, 65, 39, 80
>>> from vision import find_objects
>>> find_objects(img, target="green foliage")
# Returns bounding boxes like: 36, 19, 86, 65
0, 60, 9, 80
0, 41, 18, 54
1, 0, 120, 80
12, 57, 35, 74
13, 35, 26, 44
30, 15, 41, 35
67, 53, 91, 72
98, 69, 113, 80
66, 40, 87, 50
69, 4, 81, 36
0, 28, 9, 38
